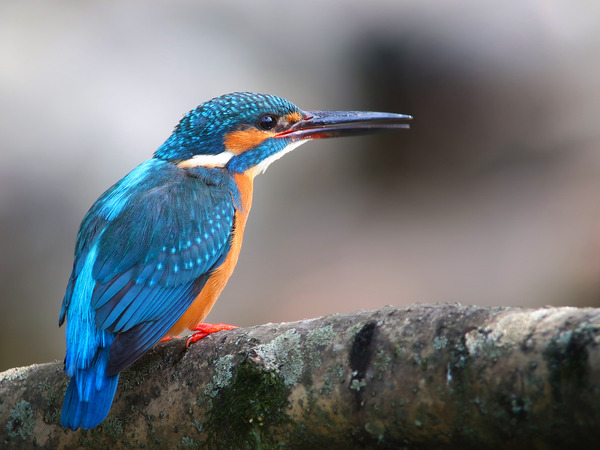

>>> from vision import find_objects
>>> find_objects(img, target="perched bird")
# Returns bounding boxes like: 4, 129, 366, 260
59, 92, 410, 430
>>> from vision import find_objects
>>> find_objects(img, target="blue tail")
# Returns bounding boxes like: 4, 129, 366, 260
61, 346, 119, 430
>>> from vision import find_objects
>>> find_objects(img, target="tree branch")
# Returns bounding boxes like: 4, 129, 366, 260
1, 304, 599, 448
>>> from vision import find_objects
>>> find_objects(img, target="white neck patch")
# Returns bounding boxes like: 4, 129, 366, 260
176, 140, 309, 175
177, 151, 235, 169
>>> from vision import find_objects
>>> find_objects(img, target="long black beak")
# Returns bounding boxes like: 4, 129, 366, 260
275, 110, 412, 141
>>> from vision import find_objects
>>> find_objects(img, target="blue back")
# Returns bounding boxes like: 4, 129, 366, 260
59, 159, 240, 428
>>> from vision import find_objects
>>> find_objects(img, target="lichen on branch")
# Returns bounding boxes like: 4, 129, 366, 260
1, 304, 599, 448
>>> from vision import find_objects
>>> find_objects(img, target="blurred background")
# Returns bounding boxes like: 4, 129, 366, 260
2, 0, 600, 371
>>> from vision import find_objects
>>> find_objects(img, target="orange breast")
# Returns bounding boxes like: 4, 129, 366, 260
165, 172, 254, 336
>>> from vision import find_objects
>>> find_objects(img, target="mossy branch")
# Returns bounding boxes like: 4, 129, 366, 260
1, 304, 600, 448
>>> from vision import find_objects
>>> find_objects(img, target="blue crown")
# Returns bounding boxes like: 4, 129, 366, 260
155, 92, 300, 161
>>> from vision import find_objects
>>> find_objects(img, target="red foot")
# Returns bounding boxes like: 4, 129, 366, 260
158, 336, 174, 343
185, 322, 238, 347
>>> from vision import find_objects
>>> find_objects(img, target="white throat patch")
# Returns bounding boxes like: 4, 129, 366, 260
250, 140, 309, 177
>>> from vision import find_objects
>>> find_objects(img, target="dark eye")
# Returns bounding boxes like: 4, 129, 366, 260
258, 114, 278, 130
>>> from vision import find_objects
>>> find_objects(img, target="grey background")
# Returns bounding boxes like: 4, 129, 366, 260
2, 0, 600, 370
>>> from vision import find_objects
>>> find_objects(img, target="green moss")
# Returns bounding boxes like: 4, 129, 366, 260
6, 401, 34, 441
203, 361, 291, 450
101, 416, 124, 437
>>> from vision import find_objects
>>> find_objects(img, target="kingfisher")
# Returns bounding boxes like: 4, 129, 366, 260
59, 92, 410, 430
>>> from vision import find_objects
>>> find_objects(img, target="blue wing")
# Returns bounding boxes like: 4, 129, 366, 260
60, 159, 239, 375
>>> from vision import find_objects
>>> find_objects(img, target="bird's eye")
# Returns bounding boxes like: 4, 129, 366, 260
258, 114, 278, 131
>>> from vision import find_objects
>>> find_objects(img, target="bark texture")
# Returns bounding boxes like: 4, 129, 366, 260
1, 304, 599, 449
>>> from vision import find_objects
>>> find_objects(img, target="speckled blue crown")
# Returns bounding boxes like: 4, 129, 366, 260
155, 92, 300, 161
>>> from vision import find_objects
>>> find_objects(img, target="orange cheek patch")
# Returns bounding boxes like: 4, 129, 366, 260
286, 111, 303, 123
224, 129, 275, 154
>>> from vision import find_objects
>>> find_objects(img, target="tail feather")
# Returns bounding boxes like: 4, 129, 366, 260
61, 347, 119, 430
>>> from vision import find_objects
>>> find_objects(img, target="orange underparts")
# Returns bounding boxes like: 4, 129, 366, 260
224, 128, 275, 154
163, 172, 255, 339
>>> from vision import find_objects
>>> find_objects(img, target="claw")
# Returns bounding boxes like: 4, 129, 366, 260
185, 322, 238, 347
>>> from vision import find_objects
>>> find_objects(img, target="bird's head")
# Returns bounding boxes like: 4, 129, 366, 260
155, 92, 411, 176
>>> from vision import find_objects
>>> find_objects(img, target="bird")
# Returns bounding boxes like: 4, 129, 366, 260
59, 92, 411, 430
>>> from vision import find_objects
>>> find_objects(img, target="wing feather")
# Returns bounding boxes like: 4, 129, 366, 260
61, 160, 238, 374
